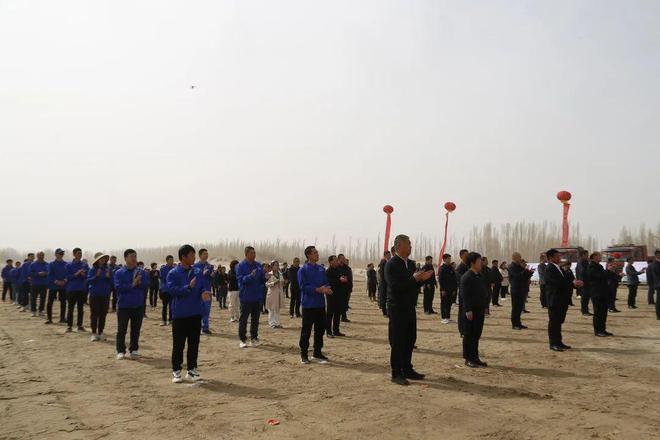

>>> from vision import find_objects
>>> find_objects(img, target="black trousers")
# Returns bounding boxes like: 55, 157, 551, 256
299, 307, 325, 356
289, 289, 301, 317
500, 285, 508, 298
367, 283, 377, 300
172, 315, 202, 371
548, 303, 568, 346
378, 285, 387, 315
539, 284, 547, 308
325, 292, 343, 334
580, 288, 591, 314
457, 300, 465, 336
592, 295, 609, 334
440, 290, 454, 320
30, 285, 47, 312
462, 309, 485, 361
2, 282, 12, 301
388, 306, 416, 377
111, 288, 117, 310
491, 283, 501, 305
47, 288, 67, 322
654, 289, 660, 318
67, 290, 87, 328
149, 284, 159, 307
511, 292, 525, 327
608, 287, 618, 310
627, 285, 638, 307
423, 286, 435, 312
89, 295, 110, 334
19, 282, 30, 306
649, 285, 656, 305
160, 292, 172, 322
238, 301, 261, 342
116, 306, 144, 353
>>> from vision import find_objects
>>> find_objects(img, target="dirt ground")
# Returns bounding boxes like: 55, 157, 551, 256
1, 280, 659, 440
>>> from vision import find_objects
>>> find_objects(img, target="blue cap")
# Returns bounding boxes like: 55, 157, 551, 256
55, 248, 65, 255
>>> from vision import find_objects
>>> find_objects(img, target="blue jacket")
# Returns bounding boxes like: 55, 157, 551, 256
298, 262, 329, 309
87, 267, 113, 297
159, 264, 176, 293
29, 261, 50, 286
166, 264, 210, 319
66, 260, 89, 292
48, 260, 68, 290
114, 266, 148, 309
1, 265, 11, 282
193, 261, 214, 301
19, 262, 32, 285
9, 268, 20, 284
236, 259, 267, 303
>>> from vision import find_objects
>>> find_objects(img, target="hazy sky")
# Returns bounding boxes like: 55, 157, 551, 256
1, 0, 659, 253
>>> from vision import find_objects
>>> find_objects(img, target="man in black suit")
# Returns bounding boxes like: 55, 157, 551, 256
646, 258, 655, 305
537, 253, 548, 308
460, 252, 490, 368
587, 252, 612, 337
508, 252, 534, 330
652, 250, 660, 319
455, 249, 469, 337
438, 253, 457, 324
385, 234, 433, 385
325, 256, 346, 337
377, 250, 392, 316
544, 249, 581, 351
421, 256, 437, 314
576, 249, 592, 316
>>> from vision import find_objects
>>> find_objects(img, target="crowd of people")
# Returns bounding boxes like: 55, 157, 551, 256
1, 241, 659, 386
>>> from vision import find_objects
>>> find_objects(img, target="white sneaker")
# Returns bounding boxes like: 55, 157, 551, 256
239, 341, 248, 349
186, 369, 202, 382
249, 338, 260, 347
159, 321, 166, 326
440, 319, 448, 324
116, 352, 125, 360
129, 351, 140, 359
172, 370, 183, 383
90, 333, 98, 342
98, 333, 106, 341
31, 312, 36, 317
229, 318, 237, 323
19, 307, 25, 312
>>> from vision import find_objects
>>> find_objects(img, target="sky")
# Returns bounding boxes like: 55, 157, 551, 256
1, 0, 659, 253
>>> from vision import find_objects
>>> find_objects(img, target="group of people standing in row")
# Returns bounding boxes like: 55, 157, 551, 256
2, 241, 659, 387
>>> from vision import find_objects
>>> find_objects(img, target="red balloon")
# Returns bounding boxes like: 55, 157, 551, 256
557, 191, 572, 202
444, 201, 456, 212
383, 205, 394, 214
613, 252, 622, 259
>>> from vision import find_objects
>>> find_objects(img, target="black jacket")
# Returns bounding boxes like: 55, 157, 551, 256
341, 265, 354, 293
367, 268, 377, 285
625, 264, 642, 286
545, 263, 572, 307
508, 262, 532, 295
384, 255, 421, 310
228, 269, 239, 291
288, 266, 300, 292
460, 270, 489, 313
438, 263, 457, 292
377, 259, 388, 293
421, 263, 437, 288
652, 260, 660, 289
586, 261, 608, 299
491, 266, 503, 285
326, 266, 346, 297
481, 266, 492, 293
456, 262, 468, 296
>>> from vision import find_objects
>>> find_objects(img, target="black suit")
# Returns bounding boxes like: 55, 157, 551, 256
460, 270, 489, 362
377, 259, 388, 315
587, 261, 609, 334
455, 262, 468, 336
325, 266, 345, 335
508, 262, 532, 328
421, 263, 437, 313
384, 255, 421, 378
545, 263, 572, 346
576, 258, 591, 314
438, 263, 457, 320
652, 260, 660, 318
288, 266, 301, 317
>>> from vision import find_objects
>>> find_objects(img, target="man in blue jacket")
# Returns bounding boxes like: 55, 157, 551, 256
18, 253, 35, 311
297, 246, 333, 364
29, 251, 49, 317
236, 246, 269, 348
114, 249, 148, 359
159, 255, 176, 326
2, 259, 13, 302
65, 248, 89, 332
109, 255, 119, 312
10, 261, 22, 306
193, 248, 216, 335
46, 249, 68, 324
167, 245, 211, 383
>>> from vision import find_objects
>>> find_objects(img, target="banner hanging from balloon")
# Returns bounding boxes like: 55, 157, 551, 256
556, 191, 572, 247
383, 205, 394, 253
438, 201, 456, 268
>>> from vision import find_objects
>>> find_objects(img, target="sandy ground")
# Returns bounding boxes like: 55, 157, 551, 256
1, 280, 659, 440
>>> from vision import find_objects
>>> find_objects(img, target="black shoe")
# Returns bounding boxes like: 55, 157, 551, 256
295, 314, 301, 318
44, 320, 53, 325
77, 326, 86, 332
595, 332, 608, 337
628, 305, 638, 309
559, 343, 572, 349
429, 310, 437, 314
604, 331, 614, 336
523, 309, 530, 314
464, 360, 479, 368
66, 327, 73, 333
404, 370, 425, 380
413, 345, 418, 349
582, 312, 593, 316
300, 356, 310, 364
334, 332, 346, 337
312, 353, 329, 363
550, 345, 565, 352
326, 332, 335, 338
340, 318, 351, 323
202, 329, 212, 335
391, 376, 410, 386
475, 359, 488, 367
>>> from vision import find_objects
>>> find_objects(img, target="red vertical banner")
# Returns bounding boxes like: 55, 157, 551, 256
562, 203, 570, 247
438, 202, 456, 268
383, 205, 394, 252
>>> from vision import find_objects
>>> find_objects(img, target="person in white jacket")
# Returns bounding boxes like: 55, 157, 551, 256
266, 261, 285, 328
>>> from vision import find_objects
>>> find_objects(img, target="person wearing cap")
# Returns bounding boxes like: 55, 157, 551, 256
46, 249, 68, 324
167, 244, 212, 383
159, 255, 176, 326
65, 248, 89, 332
114, 249, 148, 359
87, 253, 112, 341
29, 251, 49, 317
544, 249, 582, 351
265, 261, 285, 328
193, 248, 216, 335
2, 259, 13, 302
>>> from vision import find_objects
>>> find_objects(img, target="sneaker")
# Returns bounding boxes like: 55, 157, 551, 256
229, 318, 237, 323
239, 341, 248, 349
19, 307, 25, 312
300, 356, 310, 364
249, 338, 260, 347
129, 351, 140, 359
98, 333, 106, 341
186, 369, 202, 382
441, 319, 449, 324
90, 334, 98, 342
172, 370, 183, 383
116, 352, 125, 360
65, 327, 73, 333
31, 312, 37, 317
39, 311, 44, 317
77, 326, 86, 332
312, 353, 329, 364
159, 321, 166, 326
